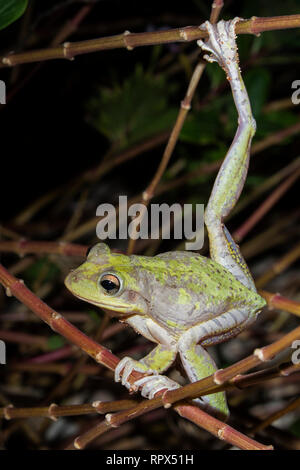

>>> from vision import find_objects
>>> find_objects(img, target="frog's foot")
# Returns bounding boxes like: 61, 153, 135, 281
134, 375, 180, 399
115, 356, 153, 391
197, 18, 240, 70
115, 357, 179, 399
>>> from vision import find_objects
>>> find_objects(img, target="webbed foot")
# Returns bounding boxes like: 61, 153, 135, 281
115, 356, 153, 391
134, 375, 180, 399
115, 356, 179, 399
198, 18, 240, 71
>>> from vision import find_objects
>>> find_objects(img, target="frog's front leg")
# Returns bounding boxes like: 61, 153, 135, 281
178, 327, 229, 419
198, 19, 256, 291
115, 316, 179, 399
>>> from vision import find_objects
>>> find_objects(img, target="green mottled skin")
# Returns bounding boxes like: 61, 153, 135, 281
65, 244, 264, 336
65, 19, 267, 419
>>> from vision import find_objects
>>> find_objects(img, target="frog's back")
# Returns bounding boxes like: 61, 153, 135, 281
155, 250, 245, 291
156, 249, 262, 302
133, 250, 264, 330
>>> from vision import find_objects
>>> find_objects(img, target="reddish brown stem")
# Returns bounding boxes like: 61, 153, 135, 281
2, 15, 300, 68
0, 240, 87, 257
233, 168, 300, 242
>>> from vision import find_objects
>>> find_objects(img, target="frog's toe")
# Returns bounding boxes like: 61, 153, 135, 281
134, 375, 180, 399
115, 357, 138, 387
115, 357, 130, 384
115, 357, 151, 390
198, 18, 240, 68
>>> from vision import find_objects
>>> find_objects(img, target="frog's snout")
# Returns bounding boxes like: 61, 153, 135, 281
64, 270, 81, 290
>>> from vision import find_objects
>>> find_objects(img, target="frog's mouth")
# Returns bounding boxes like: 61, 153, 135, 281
71, 292, 136, 316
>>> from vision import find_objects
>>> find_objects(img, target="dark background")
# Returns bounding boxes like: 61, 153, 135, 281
1, 0, 299, 226
1, 0, 300, 450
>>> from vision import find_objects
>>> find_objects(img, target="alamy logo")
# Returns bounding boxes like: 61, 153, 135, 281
0, 340, 6, 365
291, 340, 300, 365
291, 80, 300, 105
0, 80, 6, 104
96, 196, 205, 250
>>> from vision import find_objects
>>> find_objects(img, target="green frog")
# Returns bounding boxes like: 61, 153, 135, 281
65, 19, 266, 418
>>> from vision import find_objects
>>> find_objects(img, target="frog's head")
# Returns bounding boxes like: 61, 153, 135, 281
64, 243, 149, 317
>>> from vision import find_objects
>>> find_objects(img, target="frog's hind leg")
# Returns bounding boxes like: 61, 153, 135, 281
179, 340, 229, 419
198, 19, 256, 291
115, 317, 180, 399
178, 302, 263, 419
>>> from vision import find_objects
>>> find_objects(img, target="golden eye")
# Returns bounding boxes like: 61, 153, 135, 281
99, 273, 122, 295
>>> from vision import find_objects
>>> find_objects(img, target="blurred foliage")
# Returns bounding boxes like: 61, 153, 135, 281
204, 61, 225, 89
47, 334, 65, 351
244, 68, 271, 118
180, 108, 222, 147
87, 64, 178, 151
84, 0, 300, 203
87, 309, 102, 325
256, 110, 299, 140
1, 0, 300, 450
22, 257, 61, 289
0, 0, 28, 31
290, 418, 300, 438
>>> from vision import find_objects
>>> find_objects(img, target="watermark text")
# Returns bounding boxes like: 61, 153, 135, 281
291, 340, 300, 365
291, 80, 300, 105
0, 80, 6, 104
0, 340, 6, 365
96, 196, 204, 250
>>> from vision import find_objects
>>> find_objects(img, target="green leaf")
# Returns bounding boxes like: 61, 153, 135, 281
47, 335, 65, 351
87, 64, 177, 150
180, 109, 221, 146
0, 0, 28, 31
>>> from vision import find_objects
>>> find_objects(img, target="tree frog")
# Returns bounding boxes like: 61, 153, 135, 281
65, 19, 266, 418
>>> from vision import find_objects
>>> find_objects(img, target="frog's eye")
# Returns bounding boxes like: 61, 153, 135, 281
99, 272, 122, 296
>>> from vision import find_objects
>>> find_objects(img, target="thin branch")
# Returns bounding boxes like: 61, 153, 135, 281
0, 329, 48, 348
233, 168, 300, 242
241, 209, 300, 260
230, 362, 300, 390
1, 15, 300, 68
256, 242, 300, 288
0, 262, 273, 449
13, 131, 169, 227
251, 120, 300, 156
1, 262, 298, 448
3, 362, 299, 421
0, 240, 299, 321
232, 157, 300, 218
159, 319, 300, 407
250, 396, 300, 435
127, 61, 206, 254
126, 0, 223, 255
70, 401, 271, 450
0, 240, 87, 257
58, 119, 300, 243
0, 400, 137, 420
210, 0, 224, 24
259, 291, 300, 317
